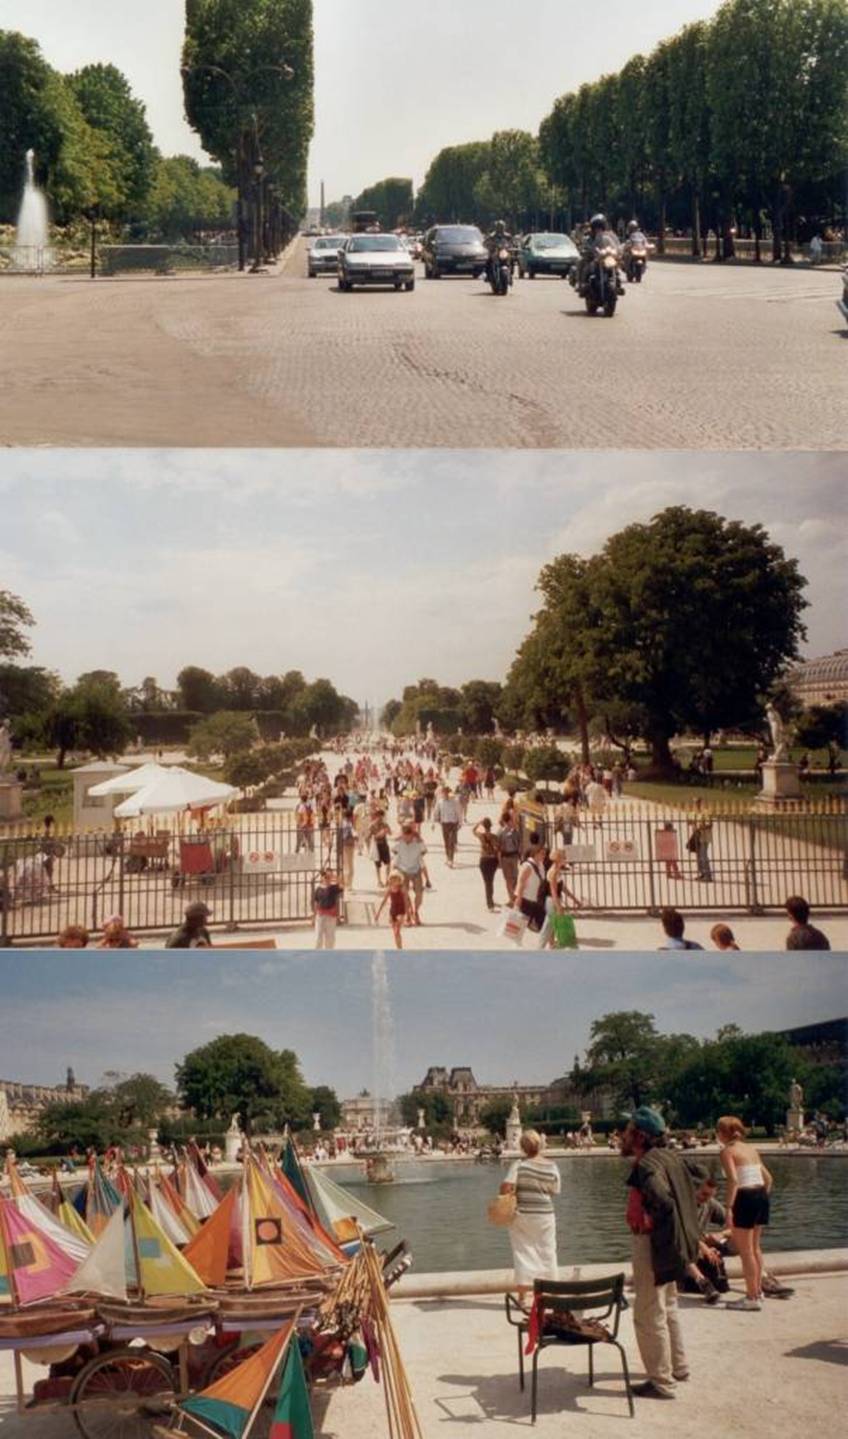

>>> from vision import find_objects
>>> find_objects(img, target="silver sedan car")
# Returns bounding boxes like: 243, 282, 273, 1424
338, 233, 416, 292
307, 234, 348, 277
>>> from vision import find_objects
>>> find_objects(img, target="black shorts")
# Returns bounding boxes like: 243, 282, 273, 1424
732, 1187, 770, 1230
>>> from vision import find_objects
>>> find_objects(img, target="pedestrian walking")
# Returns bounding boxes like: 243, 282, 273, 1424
374, 872, 413, 949
313, 867, 343, 949
498, 813, 521, 904
473, 818, 501, 911
391, 822, 428, 924
432, 786, 461, 866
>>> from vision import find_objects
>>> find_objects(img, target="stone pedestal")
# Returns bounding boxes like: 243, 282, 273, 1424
0, 781, 23, 821
786, 1107, 804, 1134
225, 1121, 243, 1163
759, 760, 802, 803
147, 1127, 161, 1161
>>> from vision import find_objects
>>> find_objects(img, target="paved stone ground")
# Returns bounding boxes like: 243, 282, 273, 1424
1, 245, 844, 448
1, 1260, 844, 1436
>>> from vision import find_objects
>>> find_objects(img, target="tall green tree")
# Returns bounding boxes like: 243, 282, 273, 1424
353, 177, 414, 230
176, 1032, 311, 1132
67, 63, 156, 219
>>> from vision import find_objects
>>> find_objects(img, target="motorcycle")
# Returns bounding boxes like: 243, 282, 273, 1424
624, 240, 649, 283
488, 245, 513, 296
572, 240, 622, 316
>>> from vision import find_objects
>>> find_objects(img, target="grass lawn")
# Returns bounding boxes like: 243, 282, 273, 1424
20, 765, 74, 825
623, 780, 847, 851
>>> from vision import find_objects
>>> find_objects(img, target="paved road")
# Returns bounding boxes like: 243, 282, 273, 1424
1, 243, 844, 447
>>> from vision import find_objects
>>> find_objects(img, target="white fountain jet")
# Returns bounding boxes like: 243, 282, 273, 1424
13, 150, 52, 272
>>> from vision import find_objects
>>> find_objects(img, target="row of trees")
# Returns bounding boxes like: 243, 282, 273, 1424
0, 33, 234, 238
381, 678, 504, 738
412, 0, 847, 247
0, 590, 358, 766
569, 1011, 844, 1132
32, 1033, 340, 1154
352, 177, 414, 231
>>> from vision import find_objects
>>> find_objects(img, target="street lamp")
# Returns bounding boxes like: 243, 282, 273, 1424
252, 155, 266, 273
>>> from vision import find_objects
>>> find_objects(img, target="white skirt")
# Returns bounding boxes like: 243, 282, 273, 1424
509, 1210, 559, 1287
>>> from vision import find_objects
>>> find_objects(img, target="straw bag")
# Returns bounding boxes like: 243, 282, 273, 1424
487, 1192, 517, 1227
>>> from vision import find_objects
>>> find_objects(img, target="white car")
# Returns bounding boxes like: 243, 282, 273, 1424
308, 234, 348, 277
338, 234, 416, 292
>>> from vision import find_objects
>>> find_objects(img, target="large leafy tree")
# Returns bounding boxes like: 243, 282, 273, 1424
177, 666, 222, 713
415, 141, 490, 225
176, 1032, 311, 1132
667, 1032, 802, 1132
187, 709, 258, 760
44, 677, 132, 768
584, 508, 807, 771
474, 130, 546, 226
66, 63, 156, 219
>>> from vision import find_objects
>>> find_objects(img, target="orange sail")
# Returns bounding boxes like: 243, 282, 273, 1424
244, 1162, 328, 1290
183, 1185, 240, 1287
180, 1319, 295, 1438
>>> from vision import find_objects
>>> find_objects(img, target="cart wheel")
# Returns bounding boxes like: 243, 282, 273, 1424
70, 1348, 176, 1439
201, 1340, 263, 1388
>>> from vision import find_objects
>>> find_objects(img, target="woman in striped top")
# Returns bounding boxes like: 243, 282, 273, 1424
500, 1129, 561, 1298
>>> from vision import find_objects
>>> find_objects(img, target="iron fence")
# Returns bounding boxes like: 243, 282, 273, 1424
0, 817, 341, 945
515, 799, 848, 916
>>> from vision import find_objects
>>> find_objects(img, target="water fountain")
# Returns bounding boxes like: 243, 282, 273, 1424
12, 150, 52, 273
368, 952, 397, 1182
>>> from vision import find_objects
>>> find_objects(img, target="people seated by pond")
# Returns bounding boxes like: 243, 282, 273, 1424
658, 908, 703, 950
784, 895, 831, 950
57, 923, 90, 948
710, 923, 740, 951
499, 1128, 561, 1302
678, 1165, 730, 1303
165, 901, 213, 948
96, 913, 138, 949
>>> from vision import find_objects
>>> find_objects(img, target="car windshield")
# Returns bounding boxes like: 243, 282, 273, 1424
434, 227, 483, 244
349, 236, 403, 252
531, 234, 569, 249
315, 236, 345, 249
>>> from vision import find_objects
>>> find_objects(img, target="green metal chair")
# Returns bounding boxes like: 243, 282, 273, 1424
505, 1273, 634, 1421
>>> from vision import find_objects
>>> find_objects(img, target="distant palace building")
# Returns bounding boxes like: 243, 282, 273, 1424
787, 651, 848, 708
776, 1018, 848, 1071
416, 1066, 614, 1128
0, 1069, 88, 1141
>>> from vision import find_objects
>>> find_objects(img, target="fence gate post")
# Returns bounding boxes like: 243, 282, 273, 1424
1, 845, 9, 945
225, 828, 237, 932
645, 817, 658, 915
747, 813, 762, 914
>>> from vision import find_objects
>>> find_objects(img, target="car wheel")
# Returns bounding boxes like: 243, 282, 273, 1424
405, 279, 415, 292
527, 269, 536, 279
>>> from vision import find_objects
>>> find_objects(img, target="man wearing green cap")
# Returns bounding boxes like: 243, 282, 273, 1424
621, 1107, 700, 1400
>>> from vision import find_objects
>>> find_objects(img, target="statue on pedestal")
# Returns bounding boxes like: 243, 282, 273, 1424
505, 1088, 522, 1151
766, 704, 790, 763
225, 1112, 243, 1163
312, 1111, 321, 1132
417, 1106, 426, 1130
789, 1078, 803, 1111
0, 722, 12, 774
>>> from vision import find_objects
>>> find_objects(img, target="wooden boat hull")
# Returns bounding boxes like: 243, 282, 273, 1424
0, 1305, 96, 1339
95, 1298, 218, 1328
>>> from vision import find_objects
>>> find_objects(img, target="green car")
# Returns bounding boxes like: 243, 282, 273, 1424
518, 232, 580, 279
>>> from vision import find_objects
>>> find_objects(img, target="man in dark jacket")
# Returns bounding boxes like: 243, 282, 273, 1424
165, 901, 212, 948
621, 1107, 700, 1400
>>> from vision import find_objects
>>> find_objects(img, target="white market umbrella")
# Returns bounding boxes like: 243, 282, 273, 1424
86, 762, 172, 797
113, 769, 237, 818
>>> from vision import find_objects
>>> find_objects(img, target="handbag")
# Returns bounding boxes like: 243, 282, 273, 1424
487, 1192, 517, 1227
499, 908, 528, 945
551, 912, 578, 950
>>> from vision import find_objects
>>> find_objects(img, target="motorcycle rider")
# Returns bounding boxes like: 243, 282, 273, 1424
485, 218, 514, 285
623, 218, 649, 279
574, 212, 624, 296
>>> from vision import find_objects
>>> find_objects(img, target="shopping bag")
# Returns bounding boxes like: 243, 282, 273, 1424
551, 912, 578, 950
487, 1192, 517, 1227
499, 907, 528, 945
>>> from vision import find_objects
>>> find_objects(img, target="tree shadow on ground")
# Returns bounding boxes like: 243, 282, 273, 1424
785, 1338, 848, 1366
413, 1298, 503, 1314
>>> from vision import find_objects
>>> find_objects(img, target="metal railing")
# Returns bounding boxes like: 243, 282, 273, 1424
0, 817, 342, 944
515, 798, 848, 916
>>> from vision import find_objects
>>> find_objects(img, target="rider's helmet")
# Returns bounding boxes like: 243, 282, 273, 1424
494, 219, 507, 235
589, 213, 608, 234
627, 219, 640, 234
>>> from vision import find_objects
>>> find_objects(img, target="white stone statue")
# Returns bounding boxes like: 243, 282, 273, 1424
789, 1078, 803, 1111
0, 722, 12, 774
766, 704, 790, 763
227, 1113, 241, 1134
312, 1111, 321, 1132
425, 722, 435, 742
417, 1106, 426, 1130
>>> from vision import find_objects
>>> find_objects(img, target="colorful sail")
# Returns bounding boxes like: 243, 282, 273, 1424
65, 1204, 127, 1300
5, 1161, 92, 1263
268, 1166, 347, 1266
181, 1319, 295, 1439
269, 1340, 314, 1439
183, 1184, 240, 1288
157, 1171, 201, 1238
305, 1165, 394, 1241
281, 1138, 311, 1212
244, 1161, 330, 1289
128, 1190, 206, 1297
181, 1159, 219, 1221
0, 1196, 79, 1305
83, 1163, 122, 1236
58, 1200, 95, 1247
148, 1177, 192, 1248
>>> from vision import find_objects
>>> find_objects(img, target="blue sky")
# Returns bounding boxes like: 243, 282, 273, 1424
6, 0, 726, 206
1, 450, 844, 707
1, 950, 844, 1098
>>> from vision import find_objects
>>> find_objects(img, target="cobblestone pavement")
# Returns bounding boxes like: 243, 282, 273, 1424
1, 244, 844, 447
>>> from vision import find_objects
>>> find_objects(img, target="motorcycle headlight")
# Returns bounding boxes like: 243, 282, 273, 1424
603, 255, 616, 269
498, 248, 510, 260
